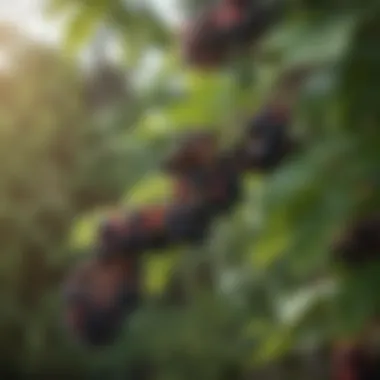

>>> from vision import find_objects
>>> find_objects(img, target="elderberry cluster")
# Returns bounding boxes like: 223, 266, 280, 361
63, 101, 296, 347
181, 0, 283, 69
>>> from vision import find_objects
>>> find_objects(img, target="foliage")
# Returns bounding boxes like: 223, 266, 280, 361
0, 0, 379, 377
0, 26, 161, 375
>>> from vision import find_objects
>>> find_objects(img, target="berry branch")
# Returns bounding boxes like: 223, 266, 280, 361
63, 0, 380, 378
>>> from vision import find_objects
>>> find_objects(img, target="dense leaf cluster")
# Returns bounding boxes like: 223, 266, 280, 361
62, 1, 380, 378
1, 0, 380, 378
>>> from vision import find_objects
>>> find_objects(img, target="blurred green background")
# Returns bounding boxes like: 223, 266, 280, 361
0, 0, 379, 378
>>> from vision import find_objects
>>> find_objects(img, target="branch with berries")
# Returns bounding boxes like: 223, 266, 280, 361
63, 1, 380, 378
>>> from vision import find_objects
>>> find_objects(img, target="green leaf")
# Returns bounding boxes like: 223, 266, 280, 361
44, 0, 77, 17
125, 174, 173, 206
250, 217, 292, 270
64, 7, 104, 55
164, 73, 234, 128
263, 15, 356, 68
254, 328, 293, 364
277, 279, 339, 327
143, 252, 180, 296
69, 212, 102, 249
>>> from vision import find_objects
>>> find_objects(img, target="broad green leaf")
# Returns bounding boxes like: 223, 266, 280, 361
254, 328, 294, 364
63, 7, 104, 55
250, 219, 292, 269
263, 15, 356, 68
164, 73, 234, 128
143, 252, 180, 296
125, 173, 173, 206
69, 212, 102, 249
277, 279, 339, 327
